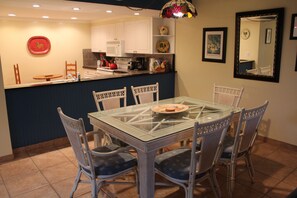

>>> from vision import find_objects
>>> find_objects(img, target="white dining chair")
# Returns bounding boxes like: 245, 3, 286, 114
155, 112, 234, 198
131, 82, 159, 105
57, 107, 138, 198
219, 101, 269, 197
213, 84, 244, 108
92, 87, 127, 146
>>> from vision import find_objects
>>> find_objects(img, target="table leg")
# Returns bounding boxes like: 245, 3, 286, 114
137, 149, 157, 198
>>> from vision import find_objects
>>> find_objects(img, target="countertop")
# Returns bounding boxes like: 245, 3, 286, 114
5, 69, 171, 90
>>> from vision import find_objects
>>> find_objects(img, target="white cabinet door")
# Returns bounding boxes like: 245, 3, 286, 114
106, 23, 125, 41
91, 26, 107, 52
124, 19, 152, 54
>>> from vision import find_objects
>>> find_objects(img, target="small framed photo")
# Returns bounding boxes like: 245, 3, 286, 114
290, 13, 297, 40
202, 27, 227, 63
265, 28, 272, 44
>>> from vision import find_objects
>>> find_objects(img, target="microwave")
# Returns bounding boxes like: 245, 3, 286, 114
106, 40, 127, 57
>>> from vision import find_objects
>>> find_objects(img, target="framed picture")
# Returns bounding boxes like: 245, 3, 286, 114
265, 28, 272, 44
290, 13, 297, 40
202, 27, 227, 63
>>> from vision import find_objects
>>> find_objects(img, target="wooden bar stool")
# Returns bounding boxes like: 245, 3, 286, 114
13, 64, 21, 84
65, 61, 77, 78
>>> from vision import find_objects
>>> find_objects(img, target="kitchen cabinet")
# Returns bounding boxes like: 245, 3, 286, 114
106, 23, 124, 41
124, 19, 152, 54
91, 26, 107, 52
152, 18, 175, 54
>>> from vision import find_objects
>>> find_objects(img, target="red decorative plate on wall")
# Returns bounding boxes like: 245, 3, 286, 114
27, 36, 51, 55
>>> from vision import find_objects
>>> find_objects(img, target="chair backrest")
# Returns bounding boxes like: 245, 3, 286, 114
260, 65, 272, 76
131, 82, 159, 105
57, 107, 94, 171
189, 113, 233, 183
213, 84, 244, 107
92, 87, 126, 111
13, 64, 21, 84
233, 101, 269, 156
65, 61, 77, 78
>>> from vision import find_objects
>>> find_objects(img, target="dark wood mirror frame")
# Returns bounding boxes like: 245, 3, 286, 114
234, 8, 284, 83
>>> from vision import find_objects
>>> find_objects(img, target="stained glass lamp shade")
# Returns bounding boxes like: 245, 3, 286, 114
160, 0, 197, 18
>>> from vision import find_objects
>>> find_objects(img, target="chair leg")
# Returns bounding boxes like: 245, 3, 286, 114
245, 154, 255, 183
210, 169, 221, 198
91, 178, 98, 198
226, 163, 235, 198
208, 171, 221, 198
70, 168, 82, 198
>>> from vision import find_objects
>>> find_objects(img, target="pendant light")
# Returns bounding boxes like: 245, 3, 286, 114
160, 0, 197, 18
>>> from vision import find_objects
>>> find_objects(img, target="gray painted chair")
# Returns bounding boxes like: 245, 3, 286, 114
155, 112, 234, 198
219, 101, 269, 197
57, 107, 138, 198
131, 82, 159, 105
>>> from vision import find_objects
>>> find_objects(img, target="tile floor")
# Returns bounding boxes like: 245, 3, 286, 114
0, 138, 296, 198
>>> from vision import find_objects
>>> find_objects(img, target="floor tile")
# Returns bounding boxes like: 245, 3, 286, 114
282, 168, 297, 187
266, 181, 296, 198
0, 176, 9, 198
253, 157, 294, 180
51, 177, 91, 197
264, 149, 297, 169
252, 140, 280, 157
30, 150, 70, 170
41, 161, 77, 184
4, 171, 49, 197
12, 185, 59, 198
58, 146, 77, 165
0, 158, 38, 180
236, 170, 281, 194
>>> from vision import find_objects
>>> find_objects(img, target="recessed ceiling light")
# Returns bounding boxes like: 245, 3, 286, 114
71, 17, 77, 20
8, 13, 16, 17
134, 13, 140, 16
32, 4, 40, 8
106, 10, 112, 13
42, 16, 49, 19
73, 7, 80, 11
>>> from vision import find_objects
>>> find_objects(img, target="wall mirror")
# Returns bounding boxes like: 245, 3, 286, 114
234, 8, 284, 83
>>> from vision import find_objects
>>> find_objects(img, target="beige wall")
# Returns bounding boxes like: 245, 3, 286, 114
0, 19, 90, 85
0, 57, 13, 157
175, 0, 297, 145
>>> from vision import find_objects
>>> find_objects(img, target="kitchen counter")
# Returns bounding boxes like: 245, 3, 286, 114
5, 69, 155, 90
5, 71, 175, 148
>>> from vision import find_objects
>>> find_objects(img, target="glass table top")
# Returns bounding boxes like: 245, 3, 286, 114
88, 96, 234, 142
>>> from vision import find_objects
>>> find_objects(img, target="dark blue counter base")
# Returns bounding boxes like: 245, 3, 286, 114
5, 72, 175, 148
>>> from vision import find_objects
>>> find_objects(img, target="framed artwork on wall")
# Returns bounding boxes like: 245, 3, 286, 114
27, 36, 51, 55
290, 13, 297, 40
202, 27, 227, 63
265, 28, 272, 44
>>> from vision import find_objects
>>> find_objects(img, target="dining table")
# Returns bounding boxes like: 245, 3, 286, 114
88, 96, 236, 198
33, 74, 63, 81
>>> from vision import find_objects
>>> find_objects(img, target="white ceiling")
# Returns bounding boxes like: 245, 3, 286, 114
0, 0, 160, 23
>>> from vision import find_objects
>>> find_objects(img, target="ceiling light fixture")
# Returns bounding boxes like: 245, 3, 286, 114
160, 0, 197, 18
73, 7, 80, 11
134, 13, 140, 16
42, 16, 49, 19
8, 13, 16, 17
32, 4, 40, 8
71, 17, 77, 20
106, 10, 112, 13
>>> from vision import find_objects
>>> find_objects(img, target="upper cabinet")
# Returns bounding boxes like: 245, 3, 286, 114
91, 26, 107, 53
106, 23, 125, 41
152, 18, 176, 54
91, 18, 176, 54
124, 19, 152, 54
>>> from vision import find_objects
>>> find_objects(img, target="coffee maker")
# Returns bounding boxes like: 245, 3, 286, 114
129, 57, 148, 70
